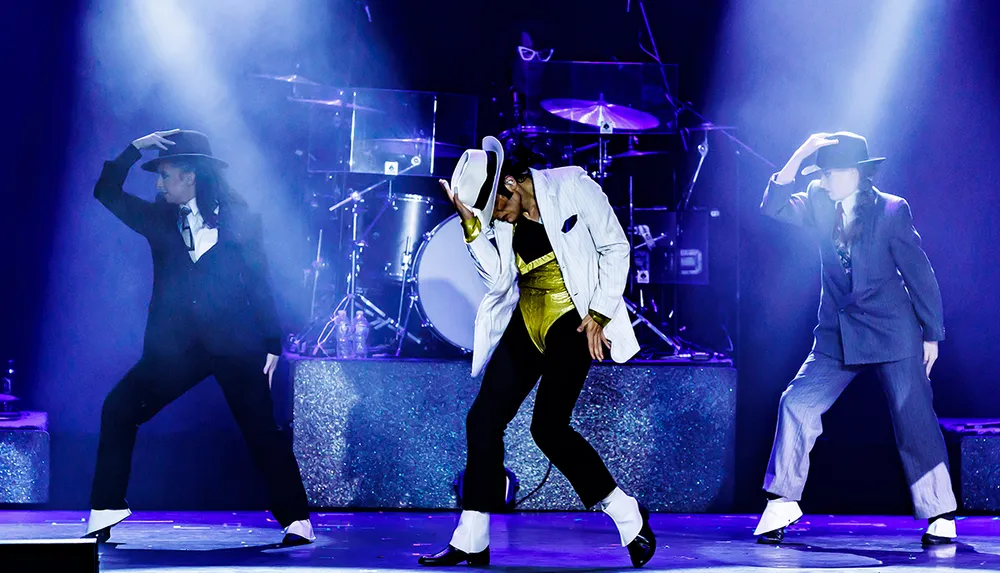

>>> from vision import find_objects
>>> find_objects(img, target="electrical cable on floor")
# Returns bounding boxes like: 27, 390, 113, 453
514, 461, 553, 508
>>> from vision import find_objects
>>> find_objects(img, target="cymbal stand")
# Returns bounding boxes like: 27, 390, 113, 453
309, 228, 325, 322
595, 135, 610, 182
678, 130, 709, 210
289, 228, 331, 354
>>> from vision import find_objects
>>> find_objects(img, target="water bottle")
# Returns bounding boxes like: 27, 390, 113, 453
1, 360, 12, 395
1, 359, 18, 418
334, 310, 354, 358
352, 311, 370, 358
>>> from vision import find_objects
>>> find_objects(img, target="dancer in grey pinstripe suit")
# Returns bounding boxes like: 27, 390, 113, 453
754, 132, 958, 547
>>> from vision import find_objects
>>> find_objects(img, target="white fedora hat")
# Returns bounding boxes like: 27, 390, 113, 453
450, 136, 505, 231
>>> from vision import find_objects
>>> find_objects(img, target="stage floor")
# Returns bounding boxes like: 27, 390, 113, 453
2, 510, 999, 572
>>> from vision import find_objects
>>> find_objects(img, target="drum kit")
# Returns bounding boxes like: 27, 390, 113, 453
252, 70, 733, 358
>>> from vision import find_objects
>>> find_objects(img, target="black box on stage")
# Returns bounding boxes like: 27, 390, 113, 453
616, 208, 710, 285
940, 418, 1000, 512
0, 538, 98, 572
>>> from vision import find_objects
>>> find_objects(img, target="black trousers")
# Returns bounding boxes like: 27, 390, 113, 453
89, 346, 310, 528
463, 308, 617, 511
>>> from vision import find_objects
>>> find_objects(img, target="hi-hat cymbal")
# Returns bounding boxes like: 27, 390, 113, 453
611, 149, 669, 159
363, 138, 464, 158
541, 98, 659, 131
250, 73, 321, 86
287, 97, 380, 113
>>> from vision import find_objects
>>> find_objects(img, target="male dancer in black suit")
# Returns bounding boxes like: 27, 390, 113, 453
84, 129, 314, 546
754, 132, 957, 546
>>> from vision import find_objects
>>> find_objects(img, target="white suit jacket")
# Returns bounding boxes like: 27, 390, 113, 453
466, 165, 640, 376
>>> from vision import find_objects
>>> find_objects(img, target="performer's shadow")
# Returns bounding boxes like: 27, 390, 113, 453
494, 557, 636, 573
775, 540, 1000, 569
99, 540, 314, 568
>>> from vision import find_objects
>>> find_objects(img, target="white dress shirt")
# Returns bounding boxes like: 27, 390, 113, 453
837, 189, 859, 231
181, 198, 219, 263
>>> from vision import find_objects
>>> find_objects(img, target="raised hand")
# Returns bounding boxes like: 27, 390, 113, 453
438, 179, 477, 222
132, 129, 181, 151
775, 133, 841, 184
795, 133, 840, 159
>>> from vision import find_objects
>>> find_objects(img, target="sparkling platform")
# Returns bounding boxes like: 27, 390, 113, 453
290, 358, 737, 511
2, 510, 999, 571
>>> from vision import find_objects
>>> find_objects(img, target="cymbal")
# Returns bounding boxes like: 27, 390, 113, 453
611, 149, 669, 159
249, 73, 321, 86
499, 125, 550, 138
363, 138, 464, 159
541, 98, 659, 131
682, 123, 736, 132
287, 97, 380, 113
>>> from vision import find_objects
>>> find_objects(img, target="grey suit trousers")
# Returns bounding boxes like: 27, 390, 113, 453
763, 351, 957, 519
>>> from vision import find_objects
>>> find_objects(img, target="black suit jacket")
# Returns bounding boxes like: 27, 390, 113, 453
761, 177, 944, 365
94, 145, 283, 358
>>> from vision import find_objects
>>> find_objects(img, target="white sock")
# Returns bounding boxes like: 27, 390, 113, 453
600, 487, 642, 546
449, 510, 489, 553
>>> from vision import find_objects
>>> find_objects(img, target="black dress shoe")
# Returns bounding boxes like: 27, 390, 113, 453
921, 532, 954, 546
921, 513, 956, 546
757, 527, 785, 545
82, 527, 111, 544
627, 505, 656, 568
418, 544, 490, 566
282, 533, 314, 547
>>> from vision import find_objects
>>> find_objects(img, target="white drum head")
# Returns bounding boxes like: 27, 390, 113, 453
415, 214, 488, 351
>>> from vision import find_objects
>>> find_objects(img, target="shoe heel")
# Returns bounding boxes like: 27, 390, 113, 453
467, 548, 490, 566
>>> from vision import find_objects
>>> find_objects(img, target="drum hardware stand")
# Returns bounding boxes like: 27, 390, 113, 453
290, 228, 337, 354
624, 298, 681, 354
308, 228, 326, 323
595, 134, 611, 181
623, 130, 711, 358
678, 130, 709, 210
392, 237, 424, 356
395, 237, 413, 330
622, 175, 682, 354
593, 108, 614, 182
312, 166, 423, 356
394, 291, 422, 356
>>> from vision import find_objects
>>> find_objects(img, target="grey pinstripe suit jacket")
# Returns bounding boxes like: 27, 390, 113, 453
761, 178, 944, 365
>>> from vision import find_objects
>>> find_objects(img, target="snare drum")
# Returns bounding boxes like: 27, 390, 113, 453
413, 214, 488, 351
362, 193, 444, 282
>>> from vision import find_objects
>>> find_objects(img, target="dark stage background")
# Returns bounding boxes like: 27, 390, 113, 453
3, 0, 999, 514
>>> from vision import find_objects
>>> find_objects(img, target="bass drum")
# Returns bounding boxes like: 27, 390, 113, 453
414, 214, 489, 352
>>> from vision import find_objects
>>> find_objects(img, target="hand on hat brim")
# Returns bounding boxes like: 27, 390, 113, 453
438, 179, 477, 222
801, 157, 885, 177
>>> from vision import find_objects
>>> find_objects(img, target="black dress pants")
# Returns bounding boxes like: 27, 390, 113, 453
89, 345, 310, 527
462, 308, 617, 511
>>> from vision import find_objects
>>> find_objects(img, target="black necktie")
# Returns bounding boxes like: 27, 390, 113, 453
178, 206, 195, 251
833, 202, 851, 276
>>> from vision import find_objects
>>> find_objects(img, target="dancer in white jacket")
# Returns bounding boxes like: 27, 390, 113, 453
418, 137, 654, 568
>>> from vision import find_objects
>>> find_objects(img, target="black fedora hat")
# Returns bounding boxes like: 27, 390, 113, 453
801, 131, 885, 176
141, 130, 229, 172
